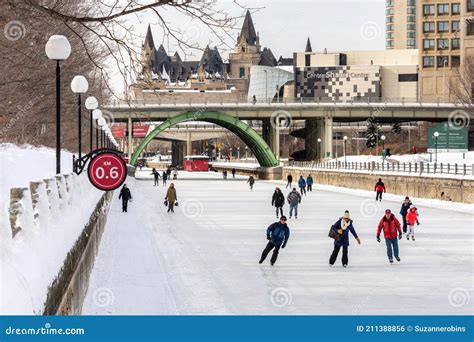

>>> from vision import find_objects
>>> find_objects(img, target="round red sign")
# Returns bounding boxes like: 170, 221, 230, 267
87, 152, 127, 191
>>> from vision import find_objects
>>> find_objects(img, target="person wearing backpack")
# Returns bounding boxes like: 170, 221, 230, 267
329, 210, 361, 267
259, 216, 290, 266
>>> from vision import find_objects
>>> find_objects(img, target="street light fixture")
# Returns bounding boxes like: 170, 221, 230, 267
98, 117, 106, 148
85, 96, 98, 152
237, 146, 240, 159
343, 136, 348, 164
434, 131, 440, 164
45, 35, 71, 174
317, 138, 322, 161
71, 75, 89, 164
92, 109, 102, 149
381, 135, 386, 161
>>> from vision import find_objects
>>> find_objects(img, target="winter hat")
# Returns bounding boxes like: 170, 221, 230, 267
410, 207, 417, 212
385, 209, 392, 214
342, 210, 350, 219
280, 216, 287, 221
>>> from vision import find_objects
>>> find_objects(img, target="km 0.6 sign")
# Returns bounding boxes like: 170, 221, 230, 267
88, 152, 127, 191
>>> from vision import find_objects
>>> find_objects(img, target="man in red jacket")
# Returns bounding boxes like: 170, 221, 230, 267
377, 209, 402, 263
374, 178, 386, 201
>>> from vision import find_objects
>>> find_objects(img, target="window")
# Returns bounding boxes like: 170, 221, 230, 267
424, 22, 435, 32
438, 39, 449, 49
468, 20, 474, 35
407, 38, 416, 48
385, 40, 394, 48
386, 0, 394, 6
407, 31, 416, 38
452, 21, 460, 32
386, 24, 394, 31
438, 4, 449, 14
437, 56, 449, 67
423, 39, 435, 50
438, 21, 449, 32
407, 23, 416, 30
398, 74, 418, 82
407, 15, 416, 22
386, 32, 394, 39
452, 3, 461, 14
469, 0, 474, 12
423, 56, 435, 67
407, 0, 415, 5
386, 8, 394, 15
386, 16, 394, 23
239, 67, 245, 78
423, 4, 435, 15
452, 56, 461, 67
305, 54, 311, 66
407, 7, 416, 14
452, 38, 461, 49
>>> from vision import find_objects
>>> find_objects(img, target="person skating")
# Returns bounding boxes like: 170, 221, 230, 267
298, 175, 307, 196
286, 174, 293, 189
306, 175, 314, 192
223, 170, 228, 179
271, 187, 285, 218
399, 196, 412, 233
162, 171, 168, 186
247, 176, 255, 190
151, 168, 161, 186
165, 183, 178, 213
374, 178, 386, 201
166, 167, 171, 178
259, 216, 290, 266
329, 210, 361, 267
173, 168, 178, 180
118, 184, 132, 212
287, 188, 302, 219
231, 168, 236, 178
406, 207, 420, 241
376, 209, 402, 263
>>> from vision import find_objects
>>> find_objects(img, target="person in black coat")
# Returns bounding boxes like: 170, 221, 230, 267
118, 184, 132, 212
162, 171, 168, 186
399, 196, 412, 233
271, 187, 285, 218
151, 168, 161, 186
286, 174, 293, 189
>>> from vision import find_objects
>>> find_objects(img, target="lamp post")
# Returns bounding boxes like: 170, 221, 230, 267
92, 109, 102, 149
317, 138, 322, 161
245, 146, 248, 159
237, 146, 240, 159
434, 131, 439, 164
97, 117, 106, 148
381, 135, 386, 161
229, 147, 233, 160
85, 96, 98, 152
71, 75, 89, 164
343, 136, 348, 164
45, 35, 71, 174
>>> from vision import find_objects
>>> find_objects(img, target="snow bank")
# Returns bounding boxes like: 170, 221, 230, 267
330, 151, 474, 165
0, 144, 102, 314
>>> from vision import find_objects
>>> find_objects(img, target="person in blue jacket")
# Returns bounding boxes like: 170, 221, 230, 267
259, 216, 290, 266
298, 175, 307, 195
306, 174, 314, 192
329, 210, 361, 267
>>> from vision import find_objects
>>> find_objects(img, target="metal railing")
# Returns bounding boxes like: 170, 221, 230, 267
288, 160, 474, 177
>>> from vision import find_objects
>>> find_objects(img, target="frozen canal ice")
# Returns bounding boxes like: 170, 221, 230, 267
82, 171, 473, 315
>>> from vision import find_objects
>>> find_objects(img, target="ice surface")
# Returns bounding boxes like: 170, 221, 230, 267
82, 171, 474, 315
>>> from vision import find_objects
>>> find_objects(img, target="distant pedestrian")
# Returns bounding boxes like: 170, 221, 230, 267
399, 196, 412, 233
166, 167, 171, 178
118, 184, 132, 213
259, 216, 290, 266
374, 178, 386, 201
377, 209, 402, 263
287, 188, 301, 219
406, 207, 420, 241
223, 170, 227, 179
252, 95, 257, 105
151, 168, 161, 186
162, 171, 168, 186
329, 210, 361, 267
271, 187, 285, 218
231, 168, 236, 178
165, 183, 178, 213
298, 175, 307, 195
247, 176, 255, 190
173, 168, 178, 180
286, 174, 293, 189
306, 174, 314, 192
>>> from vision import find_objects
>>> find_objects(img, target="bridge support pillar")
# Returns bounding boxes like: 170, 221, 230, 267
305, 118, 323, 161
186, 132, 192, 156
261, 118, 280, 161
127, 116, 133, 161
323, 116, 333, 159
172, 141, 185, 167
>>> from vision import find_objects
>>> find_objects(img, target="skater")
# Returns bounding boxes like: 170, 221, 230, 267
298, 175, 307, 196
231, 168, 236, 178
287, 188, 301, 219
259, 216, 290, 266
306, 174, 314, 192
271, 187, 285, 218
286, 174, 293, 189
118, 184, 132, 212
406, 207, 420, 241
162, 171, 168, 186
376, 209, 402, 263
399, 196, 412, 233
247, 175, 255, 190
151, 168, 161, 186
166, 167, 171, 178
329, 210, 361, 267
223, 170, 228, 179
165, 183, 178, 213
172, 168, 178, 180
374, 178, 386, 201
